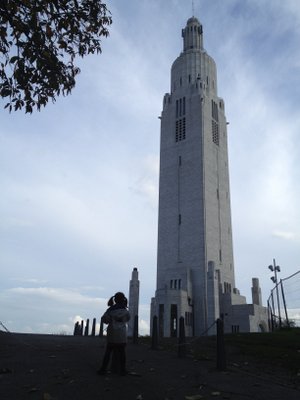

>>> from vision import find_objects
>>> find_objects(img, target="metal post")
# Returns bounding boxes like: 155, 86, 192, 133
273, 259, 282, 328
267, 300, 271, 332
270, 288, 276, 328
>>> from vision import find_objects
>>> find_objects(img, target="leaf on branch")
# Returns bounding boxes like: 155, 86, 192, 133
0, 0, 112, 112
9, 56, 19, 63
58, 40, 67, 49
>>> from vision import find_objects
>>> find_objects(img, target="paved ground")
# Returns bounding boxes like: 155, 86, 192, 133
0, 332, 299, 400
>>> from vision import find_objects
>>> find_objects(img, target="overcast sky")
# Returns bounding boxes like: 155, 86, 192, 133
1, 0, 300, 335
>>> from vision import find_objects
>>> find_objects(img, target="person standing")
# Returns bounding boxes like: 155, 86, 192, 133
98, 292, 130, 375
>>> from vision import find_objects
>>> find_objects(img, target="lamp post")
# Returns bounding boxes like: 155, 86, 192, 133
268, 258, 281, 328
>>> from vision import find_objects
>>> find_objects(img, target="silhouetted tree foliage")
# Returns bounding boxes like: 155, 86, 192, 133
0, 0, 112, 112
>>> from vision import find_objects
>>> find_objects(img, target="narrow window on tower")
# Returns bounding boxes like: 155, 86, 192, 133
178, 214, 182, 225
178, 155, 182, 166
211, 100, 219, 145
175, 97, 187, 142
212, 120, 219, 145
175, 117, 186, 142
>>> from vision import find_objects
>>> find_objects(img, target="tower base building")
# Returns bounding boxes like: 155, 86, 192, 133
151, 16, 268, 337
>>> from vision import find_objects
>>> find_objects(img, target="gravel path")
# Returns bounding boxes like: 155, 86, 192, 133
0, 332, 299, 400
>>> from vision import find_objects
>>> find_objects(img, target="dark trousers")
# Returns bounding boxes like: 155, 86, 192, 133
101, 343, 126, 373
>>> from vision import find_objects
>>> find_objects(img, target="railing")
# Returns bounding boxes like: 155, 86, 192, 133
267, 270, 300, 330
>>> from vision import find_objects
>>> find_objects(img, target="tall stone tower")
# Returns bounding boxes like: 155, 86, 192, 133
151, 16, 237, 337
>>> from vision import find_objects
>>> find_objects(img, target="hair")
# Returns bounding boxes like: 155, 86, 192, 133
107, 292, 128, 308
107, 296, 114, 307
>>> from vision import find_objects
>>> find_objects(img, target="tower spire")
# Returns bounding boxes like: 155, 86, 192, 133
182, 16, 203, 51
192, 0, 195, 16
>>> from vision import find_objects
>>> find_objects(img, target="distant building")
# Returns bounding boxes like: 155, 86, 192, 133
151, 16, 268, 336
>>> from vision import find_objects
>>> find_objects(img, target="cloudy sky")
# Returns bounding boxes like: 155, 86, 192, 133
1, 0, 300, 335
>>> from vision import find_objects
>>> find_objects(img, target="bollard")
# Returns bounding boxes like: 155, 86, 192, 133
133, 315, 139, 344
151, 315, 158, 350
216, 318, 226, 371
91, 318, 96, 336
73, 321, 79, 336
99, 317, 104, 337
178, 316, 186, 358
84, 318, 89, 336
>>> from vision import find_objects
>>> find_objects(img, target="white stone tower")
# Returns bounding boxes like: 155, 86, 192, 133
128, 267, 140, 336
151, 16, 236, 337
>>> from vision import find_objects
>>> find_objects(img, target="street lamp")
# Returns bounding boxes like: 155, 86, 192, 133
268, 259, 281, 328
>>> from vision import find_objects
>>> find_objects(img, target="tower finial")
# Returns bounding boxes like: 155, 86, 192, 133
192, 0, 195, 16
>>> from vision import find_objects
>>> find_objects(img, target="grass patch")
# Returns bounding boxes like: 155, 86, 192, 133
139, 328, 300, 374
224, 328, 300, 373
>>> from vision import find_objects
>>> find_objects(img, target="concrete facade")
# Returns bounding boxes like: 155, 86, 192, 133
151, 17, 268, 337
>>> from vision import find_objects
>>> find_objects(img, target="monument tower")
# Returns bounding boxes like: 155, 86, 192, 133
151, 16, 268, 336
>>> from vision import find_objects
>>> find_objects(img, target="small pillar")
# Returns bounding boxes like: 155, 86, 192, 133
128, 267, 140, 337
84, 318, 89, 336
252, 277, 262, 306
99, 317, 104, 337
178, 316, 186, 358
151, 315, 158, 350
73, 321, 80, 336
91, 318, 96, 336
216, 318, 226, 371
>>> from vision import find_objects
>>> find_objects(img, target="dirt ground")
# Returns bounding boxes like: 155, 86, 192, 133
0, 332, 299, 400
